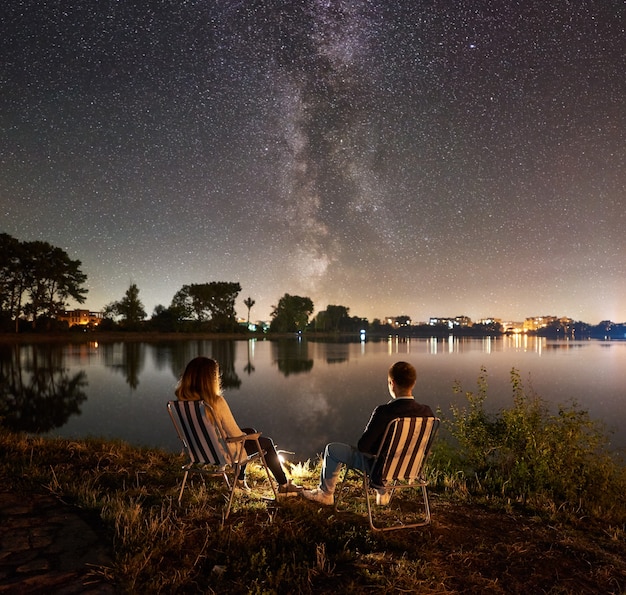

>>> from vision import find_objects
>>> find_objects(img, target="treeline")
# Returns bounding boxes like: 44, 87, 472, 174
0, 231, 362, 334
105, 282, 245, 333
534, 320, 626, 341
65, 280, 626, 340
0, 233, 87, 332
103, 284, 367, 334
2, 233, 626, 338
97, 285, 626, 340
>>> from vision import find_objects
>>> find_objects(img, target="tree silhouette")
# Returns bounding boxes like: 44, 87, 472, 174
105, 283, 147, 330
0, 233, 88, 332
171, 282, 241, 331
243, 296, 255, 328
314, 304, 351, 332
270, 294, 314, 333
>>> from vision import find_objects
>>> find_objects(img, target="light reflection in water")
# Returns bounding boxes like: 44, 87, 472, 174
1, 336, 625, 461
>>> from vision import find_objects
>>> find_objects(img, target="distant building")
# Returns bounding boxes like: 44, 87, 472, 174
501, 320, 523, 333
523, 315, 558, 332
237, 318, 269, 332
476, 317, 502, 326
429, 315, 472, 329
385, 316, 412, 328
57, 309, 103, 328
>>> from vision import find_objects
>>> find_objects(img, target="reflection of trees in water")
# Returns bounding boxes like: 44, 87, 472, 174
212, 340, 241, 389
244, 339, 255, 375
272, 339, 314, 376
152, 341, 178, 372
100, 342, 145, 389
151, 340, 242, 390
0, 343, 88, 433
316, 342, 350, 364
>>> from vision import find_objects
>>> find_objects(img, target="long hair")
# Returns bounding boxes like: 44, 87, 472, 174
175, 356, 222, 406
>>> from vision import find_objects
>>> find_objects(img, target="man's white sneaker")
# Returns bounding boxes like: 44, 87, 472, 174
375, 488, 391, 506
302, 488, 334, 506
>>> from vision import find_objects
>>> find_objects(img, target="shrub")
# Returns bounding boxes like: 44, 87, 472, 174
438, 366, 626, 521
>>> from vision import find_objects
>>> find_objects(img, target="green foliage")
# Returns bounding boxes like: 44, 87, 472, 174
441, 366, 626, 518
270, 293, 314, 333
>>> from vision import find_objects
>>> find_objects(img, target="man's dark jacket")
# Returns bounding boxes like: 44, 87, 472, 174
357, 397, 434, 456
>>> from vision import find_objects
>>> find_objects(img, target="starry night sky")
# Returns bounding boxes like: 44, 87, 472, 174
2, 1, 625, 324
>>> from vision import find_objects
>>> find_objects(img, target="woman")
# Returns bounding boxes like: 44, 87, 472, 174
175, 356, 301, 496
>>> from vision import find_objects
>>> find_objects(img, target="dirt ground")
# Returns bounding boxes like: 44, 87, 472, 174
1, 488, 624, 594
409, 498, 625, 594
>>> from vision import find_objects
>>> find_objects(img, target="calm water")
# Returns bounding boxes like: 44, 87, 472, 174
1, 336, 625, 461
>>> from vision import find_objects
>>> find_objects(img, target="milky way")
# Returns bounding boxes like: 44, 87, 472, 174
2, 1, 625, 324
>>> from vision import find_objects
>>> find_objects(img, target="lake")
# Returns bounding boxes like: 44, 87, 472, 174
1, 335, 625, 462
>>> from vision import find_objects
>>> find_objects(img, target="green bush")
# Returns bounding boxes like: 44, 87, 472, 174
436, 366, 626, 521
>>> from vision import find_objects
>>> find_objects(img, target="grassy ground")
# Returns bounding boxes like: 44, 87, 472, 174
1, 429, 624, 594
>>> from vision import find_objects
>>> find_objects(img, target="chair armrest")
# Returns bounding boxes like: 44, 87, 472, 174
226, 432, 261, 443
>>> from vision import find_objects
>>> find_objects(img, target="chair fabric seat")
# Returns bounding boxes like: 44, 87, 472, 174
167, 400, 277, 522
335, 416, 440, 532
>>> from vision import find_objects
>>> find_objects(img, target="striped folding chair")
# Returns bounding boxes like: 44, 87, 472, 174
167, 400, 277, 521
335, 417, 440, 532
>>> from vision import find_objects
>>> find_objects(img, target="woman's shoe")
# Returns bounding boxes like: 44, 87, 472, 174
277, 479, 303, 497
235, 479, 251, 492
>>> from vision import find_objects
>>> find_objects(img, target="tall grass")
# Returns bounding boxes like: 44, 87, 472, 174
433, 366, 626, 521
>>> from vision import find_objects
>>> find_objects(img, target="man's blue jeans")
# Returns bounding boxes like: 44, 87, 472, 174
318, 442, 374, 495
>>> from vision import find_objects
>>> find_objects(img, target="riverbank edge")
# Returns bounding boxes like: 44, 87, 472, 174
0, 331, 327, 344
2, 429, 625, 594
0, 329, 602, 345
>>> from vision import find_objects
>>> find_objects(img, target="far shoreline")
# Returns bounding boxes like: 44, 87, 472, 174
0, 331, 375, 344
0, 331, 264, 344
1, 329, 619, 346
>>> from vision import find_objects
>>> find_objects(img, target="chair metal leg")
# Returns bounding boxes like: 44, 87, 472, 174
252, 439, 278, 501
222, 440, 278, 523
421, 484, 431, 525
334, 465, 360, 512
364, 476, 376, 531
178, 470, 189, 505
224, 457, 244, 522
335, 467, 433, 531
368, 481, 432, 532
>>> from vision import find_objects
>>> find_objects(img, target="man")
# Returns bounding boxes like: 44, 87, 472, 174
302, 361, 434, 506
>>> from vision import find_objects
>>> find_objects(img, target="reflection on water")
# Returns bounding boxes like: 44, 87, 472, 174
1, 336, 625, 460
101, 342, 145, 389
272, 339, 314, 375
0, 343, 88, 433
